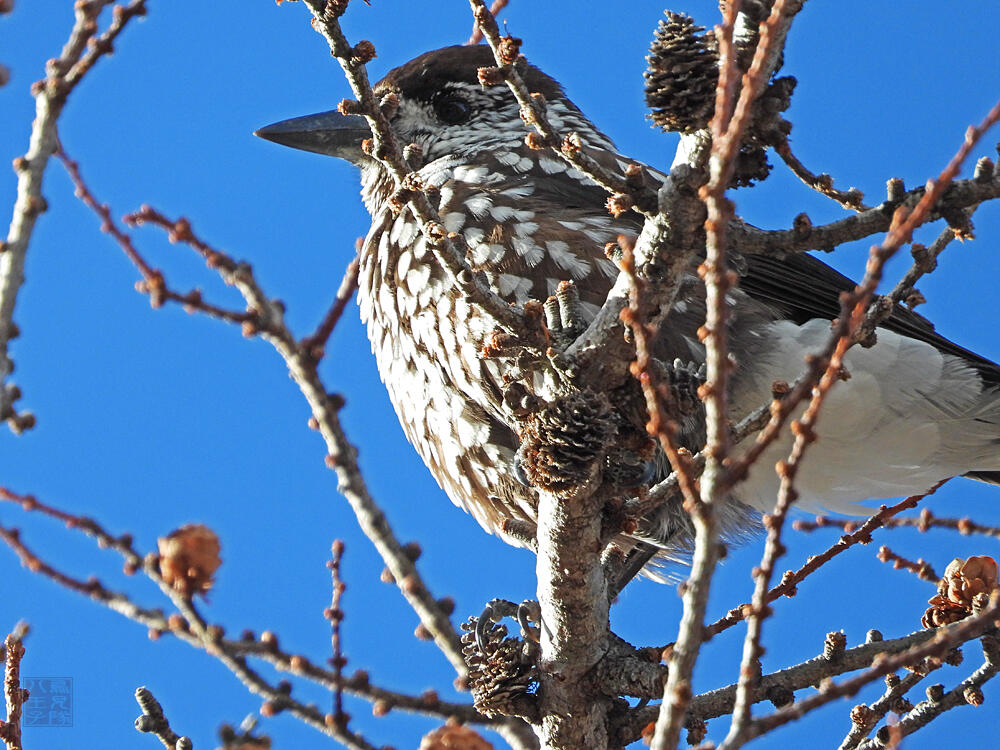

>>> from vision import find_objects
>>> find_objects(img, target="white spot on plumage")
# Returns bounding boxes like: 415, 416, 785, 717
468, 242, 492, 266
396, 285, 416, 317
511, 238, 544, 267
454, 165, 489, 183
498, 273, 532, 301
597, 258, 618, 279
412, 235, 428, 260
377, 231, 391, 267
489, 205, 515, 221
405, 263, 431, 294
463, 194, 493, 218
583, 227, 614, 244
502, 185, 534, 199
396, 249, 412, 281
539, 156, 566, 174
417, 274, 443, 309
495, 151, 520, 166
443, 212, 465, 232
546, 240, 590, 279
377, 284, 395, 319
389, 218, 418, 247
514, 221, 539, 237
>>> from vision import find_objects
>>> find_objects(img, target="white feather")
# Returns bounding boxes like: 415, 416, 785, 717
733, 320, 1000, 514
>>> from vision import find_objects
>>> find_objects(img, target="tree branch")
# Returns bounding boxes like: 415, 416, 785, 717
0, 0, 146, 433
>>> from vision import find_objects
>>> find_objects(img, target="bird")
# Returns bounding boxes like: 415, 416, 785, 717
256, 44, 1000, 578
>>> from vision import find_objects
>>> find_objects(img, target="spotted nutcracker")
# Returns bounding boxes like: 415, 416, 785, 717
256, 45, 1000, 576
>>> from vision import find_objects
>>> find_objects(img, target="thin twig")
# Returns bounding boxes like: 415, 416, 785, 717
301, 254, 360, 363
653, 2, 806, 745
630, 403, 771, 520
619, 245, 702, 510
465, 0, 509, 45
774, 135, 869, 210
854, 635, 1000, 749
794, 508, 1000, 541
0, 625, 28, 750
134, 686, 191, 750
859, 214, 973, 338
298, 0, 526, 337
705, 485, 945, 639
0, 0, 147, 432
56, 150, 255, 325
744, 595, 1000, 739
876, 545, 939, 583
729, 175, 1000, 258
328, 540, 347, 728
837, 669, 930, 750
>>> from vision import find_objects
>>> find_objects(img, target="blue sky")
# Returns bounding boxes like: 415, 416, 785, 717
2, 1, 1000, 748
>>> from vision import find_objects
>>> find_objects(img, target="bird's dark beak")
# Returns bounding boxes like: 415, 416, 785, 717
254, 110, 370, 164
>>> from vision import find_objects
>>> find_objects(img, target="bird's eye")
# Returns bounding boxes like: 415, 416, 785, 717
433, 95, 471, 125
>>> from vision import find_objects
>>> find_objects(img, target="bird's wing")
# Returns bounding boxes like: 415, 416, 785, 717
481, 145, 1000, 385
740, 251, 1000, 387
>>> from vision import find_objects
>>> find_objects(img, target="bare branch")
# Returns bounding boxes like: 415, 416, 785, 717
465, 0, 509, 46
744, 595, 1000, 739
57, 150, 256, 326
729, 174, 1000, 257
876, 545, 939, 583
653, 1, 806, 745
707, 487, 943, 638
774, 134, 869, 210
837, 668, 932, 750
620, 620, 988, 743
301, 253, 360, 363
795, 508, 1000, 541
854, 635, 1000, 749
0, 624, 28, 750
327, 540, 348, 730
0, 0, 147, 433
134, 686, 192, 750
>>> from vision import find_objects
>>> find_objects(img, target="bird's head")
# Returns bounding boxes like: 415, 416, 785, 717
255, 45, 613, 170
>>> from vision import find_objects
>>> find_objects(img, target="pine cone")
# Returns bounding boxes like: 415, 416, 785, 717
157, 523, 222, 597
419, 720, 493, 750
460, 618, 538, 719
922, 555, 998, 628
517, 389, 615, 494
644, 12, 719, 133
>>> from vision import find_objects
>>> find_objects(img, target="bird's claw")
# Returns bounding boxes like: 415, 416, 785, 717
475, 598, 541, 653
